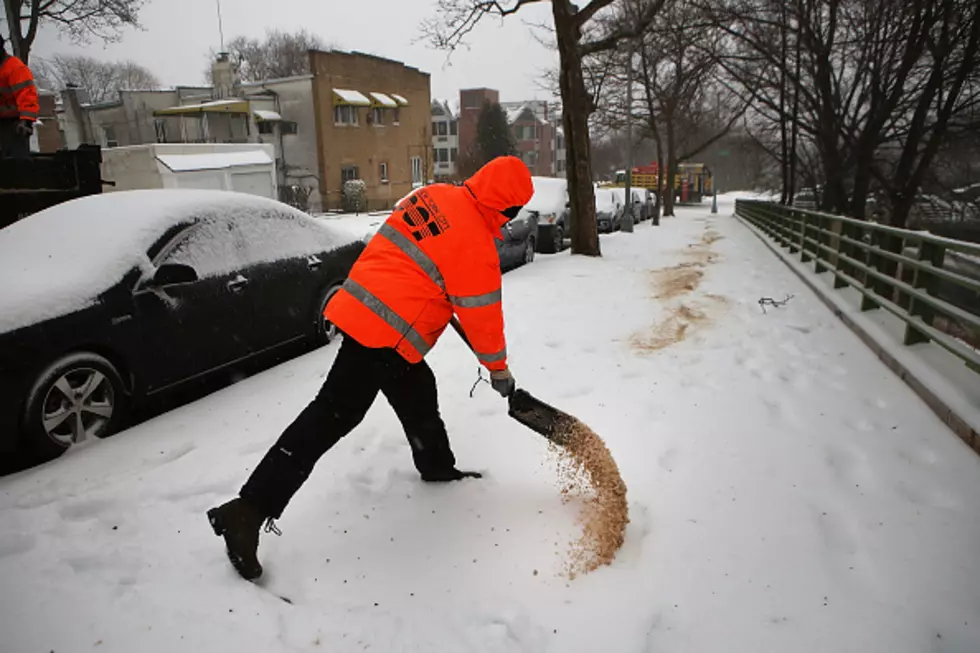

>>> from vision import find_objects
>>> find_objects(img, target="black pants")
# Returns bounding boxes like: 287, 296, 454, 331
240, 335, 456, 518
0, 119, 30, 159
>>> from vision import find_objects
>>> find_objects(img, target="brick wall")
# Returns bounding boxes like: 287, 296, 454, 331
309, 50, 432, 211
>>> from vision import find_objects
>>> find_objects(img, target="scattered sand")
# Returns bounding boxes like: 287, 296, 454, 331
546, 419, 629, 579
650, 263, 705, 300
631, 223, 728, 352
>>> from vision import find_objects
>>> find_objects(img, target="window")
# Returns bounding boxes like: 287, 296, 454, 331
557, 134, 565, 150
257, 121, 274, 134
162, 218, 248, 279
431, 121, 438, 135
411, 156, 423, 185
371, 107, 385, 125
392, 108, 400, 124
436, 122, 448, 136
436, 148, 449, 163
557, 159, 565, 173
449, 121, 458, 136
102, 124, 118, 148
525, 150, 538, 167
341, 166, 360, 183
334, 105, 358, 125
281, 121, 298, 135
450, 148, 457, 163
525, 125, 536, 140
379, 162, 389, 183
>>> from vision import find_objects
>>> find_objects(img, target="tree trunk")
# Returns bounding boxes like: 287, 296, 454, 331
553, 0, 599, 256
778, 0, 790, 205
663, 111, 676, 217
3, 0, 23, 59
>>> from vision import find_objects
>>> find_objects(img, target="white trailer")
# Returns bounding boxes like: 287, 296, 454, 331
100, 143, 278, 200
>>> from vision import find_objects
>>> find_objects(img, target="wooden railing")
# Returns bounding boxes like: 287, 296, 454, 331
735, 200, 980, 374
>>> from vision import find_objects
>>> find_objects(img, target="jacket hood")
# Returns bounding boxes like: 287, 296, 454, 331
464, 155, 534, 238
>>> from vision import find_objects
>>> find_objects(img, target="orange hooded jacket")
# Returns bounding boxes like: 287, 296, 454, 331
0, 55, 39, 122
325, 155, 534, 372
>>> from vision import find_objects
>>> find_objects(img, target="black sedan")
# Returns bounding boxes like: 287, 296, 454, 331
0, 189, 366, 461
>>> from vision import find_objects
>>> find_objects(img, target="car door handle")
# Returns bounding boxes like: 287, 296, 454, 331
307, 255, 322, 271
227, 274, 249, 292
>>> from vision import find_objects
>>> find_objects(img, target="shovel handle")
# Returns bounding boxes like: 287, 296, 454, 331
449, 317, 475, 353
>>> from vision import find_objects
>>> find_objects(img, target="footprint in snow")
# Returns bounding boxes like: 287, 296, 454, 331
58, 496, 117, 522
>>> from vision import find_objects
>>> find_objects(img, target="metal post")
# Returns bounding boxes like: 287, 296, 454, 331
622, 38, 635, 233
711, 187, 718, 214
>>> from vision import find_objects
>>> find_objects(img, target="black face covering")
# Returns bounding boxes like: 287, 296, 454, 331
501, 205, 524, 219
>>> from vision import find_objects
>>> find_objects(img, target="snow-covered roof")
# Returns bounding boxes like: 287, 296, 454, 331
370, 92, 398, 108
157, 150, 273, 172
253, 110, 282, 121
333, 89, 371, 106
0, 190, 346, 335
391, 94, 409, 106
506, 105, 528, 124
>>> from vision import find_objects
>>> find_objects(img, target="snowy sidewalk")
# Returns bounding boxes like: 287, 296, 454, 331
3, 200, 980, 652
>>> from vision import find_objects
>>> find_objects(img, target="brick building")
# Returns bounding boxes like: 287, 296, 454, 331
457, 88, 565, 178
309, 50, 432, 211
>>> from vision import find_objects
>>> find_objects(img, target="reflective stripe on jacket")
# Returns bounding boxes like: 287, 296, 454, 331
325, 155, 534, 371
0, 55, 39, 121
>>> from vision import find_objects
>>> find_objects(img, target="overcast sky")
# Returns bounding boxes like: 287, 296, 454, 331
26, 0, 560, 107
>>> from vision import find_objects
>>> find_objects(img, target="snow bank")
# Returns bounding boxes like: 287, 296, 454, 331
0, 190, 356, 335
3, 206, 980, 652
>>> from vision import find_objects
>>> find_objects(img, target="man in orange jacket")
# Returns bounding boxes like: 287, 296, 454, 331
208, 155, 535, 580
0, 36, 39, 159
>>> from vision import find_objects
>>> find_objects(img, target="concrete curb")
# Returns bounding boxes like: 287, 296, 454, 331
734, 213, 980, 455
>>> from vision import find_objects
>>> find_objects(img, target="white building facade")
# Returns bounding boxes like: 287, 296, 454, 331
430, 99, 459, 180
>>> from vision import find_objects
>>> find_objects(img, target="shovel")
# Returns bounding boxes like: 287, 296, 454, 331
449, 317, 577, 446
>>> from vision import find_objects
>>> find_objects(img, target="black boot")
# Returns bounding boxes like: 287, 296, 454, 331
207, 497, 266, 580
421, 468, 483, 483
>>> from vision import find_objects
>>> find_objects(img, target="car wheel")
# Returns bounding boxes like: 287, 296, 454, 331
315, 283, 343, 346
552, 226, 564, 253
524, 238, 535, 265
23, 353, 127, 461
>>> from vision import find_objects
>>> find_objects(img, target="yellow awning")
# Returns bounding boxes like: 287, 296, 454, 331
154, 99, 250, 117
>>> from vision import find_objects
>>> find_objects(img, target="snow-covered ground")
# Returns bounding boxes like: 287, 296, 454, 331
4, 195, 980, 652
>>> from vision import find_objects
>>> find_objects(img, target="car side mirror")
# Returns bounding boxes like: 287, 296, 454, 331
150, 262, 198, 287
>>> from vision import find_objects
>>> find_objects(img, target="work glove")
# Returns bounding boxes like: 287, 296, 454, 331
490, 368, 515, 398
15, 120, 33, 137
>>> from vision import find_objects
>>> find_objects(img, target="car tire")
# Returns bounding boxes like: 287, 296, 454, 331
23, 352, 127, 462
523, 238, 536, 265
315, 283, 343, 346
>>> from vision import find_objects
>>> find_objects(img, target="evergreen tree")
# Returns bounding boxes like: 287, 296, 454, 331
459, 100, 518, 177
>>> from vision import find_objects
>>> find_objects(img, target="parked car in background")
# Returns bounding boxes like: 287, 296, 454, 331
610, 187, 646, 224
526, 177, 570, 254
497, 206, 539, 270
596, 187, 622, 233
0, 189, 366, 462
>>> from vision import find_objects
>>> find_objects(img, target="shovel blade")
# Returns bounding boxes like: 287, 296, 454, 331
507, 388, 576, 445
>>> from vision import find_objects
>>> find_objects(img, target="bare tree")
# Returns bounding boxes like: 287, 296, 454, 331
209, 29, 327, 83
422, 0, 669, 257
34, 54, 158, 102
3, 0, 144, 63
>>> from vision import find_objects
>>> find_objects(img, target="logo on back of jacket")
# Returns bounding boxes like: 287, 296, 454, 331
398, 190, 451, 242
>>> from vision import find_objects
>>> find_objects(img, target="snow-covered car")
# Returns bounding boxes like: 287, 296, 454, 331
0, 189, 366, 462
609, 187, 646, 224
595, 187, 622, 233
524, 177, 569, 254
497, 205, 539, 270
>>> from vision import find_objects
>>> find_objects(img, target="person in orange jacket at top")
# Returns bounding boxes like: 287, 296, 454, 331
0, 35, 39, 159
208, 155, 535, 580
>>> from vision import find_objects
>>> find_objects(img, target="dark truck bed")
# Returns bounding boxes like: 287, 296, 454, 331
0, 145, 105, 229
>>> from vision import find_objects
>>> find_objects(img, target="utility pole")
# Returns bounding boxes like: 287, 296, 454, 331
216, 0, 226, 51
622, 36, 635, 233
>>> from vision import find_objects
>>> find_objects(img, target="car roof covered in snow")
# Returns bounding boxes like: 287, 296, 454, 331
0, 189, 354, 335
525, 176, 568, 214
